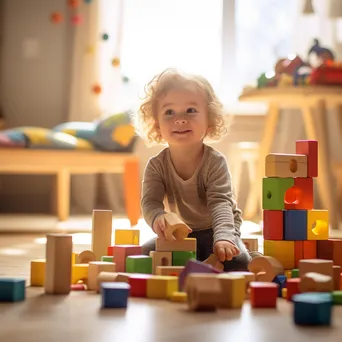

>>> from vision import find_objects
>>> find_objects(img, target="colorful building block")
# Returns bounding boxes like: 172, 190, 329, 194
263, 210, 283, 240
101, 282, 130, 308
299, 259, 333, 277
296, 140, 318, 177
299, 272, 333, 292
156, 266, 185, 276
307, 210, 329, 240
76, 250, 96, 264
88, 261, 116, 291
164, 212, 191, 240
317, 239, 342, 267
265, 153, 307, 178
284, 178, 313, 210
107, 246, 114, 256
332, 291, 342, 305
128, 274, 151, 297
263, 240, 295, 269
114, 229, 140, 245
171, 291, 187, 302
284, 210, 307, 240
286, 278, 300, 301
333, 266, 341, 290
150, 251, 172, 274
248, 255, 284, 282
30, 259, 46, 286
293, 292, 332, 325
217, 273, 246, 308
291, 269, 299, 278
101, 256, 114, 262
0, 278, 26, 302
126, 255, 152, 274
250, 282, 278, 308
147, 276, 178, 299
294, 241, 316, 268
113, 245, 142, 272
92, 210, 112, 261
155, 238, 197, 252
72, 264, 89, 284
172, 251, 196, 266
262, 177, 294, 210
273, 275, 287, 297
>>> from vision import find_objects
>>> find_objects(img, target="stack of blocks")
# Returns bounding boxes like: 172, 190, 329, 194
262, 140, 329, 269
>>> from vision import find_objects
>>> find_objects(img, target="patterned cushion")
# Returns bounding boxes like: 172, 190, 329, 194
0, 130, 27, 148
52, 122, 96, 141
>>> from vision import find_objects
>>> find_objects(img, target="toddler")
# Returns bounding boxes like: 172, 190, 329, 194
134, 68, 257, 271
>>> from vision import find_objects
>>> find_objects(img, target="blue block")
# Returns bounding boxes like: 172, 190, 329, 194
101, 282, 130, 308
284, 210, 307, 240
273, 275, 287, 297
0, 278, 26, 302
293, 292, 332, 326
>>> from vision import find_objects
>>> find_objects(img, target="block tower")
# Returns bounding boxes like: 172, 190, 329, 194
262, 140, 329, 270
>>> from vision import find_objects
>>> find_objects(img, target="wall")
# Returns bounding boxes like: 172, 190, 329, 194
0, 0, 72, 213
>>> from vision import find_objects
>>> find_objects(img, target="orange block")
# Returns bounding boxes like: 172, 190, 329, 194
284, 178, 313, 210
294, 241, 317, 268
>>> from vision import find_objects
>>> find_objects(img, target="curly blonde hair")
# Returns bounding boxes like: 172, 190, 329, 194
133, 68, 230, 145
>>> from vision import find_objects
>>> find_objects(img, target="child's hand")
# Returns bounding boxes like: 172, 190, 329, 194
152, 214, 167, 239
214, 240, 240, 262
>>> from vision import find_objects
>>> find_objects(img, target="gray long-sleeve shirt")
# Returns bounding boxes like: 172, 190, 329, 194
141, 144, 243, 244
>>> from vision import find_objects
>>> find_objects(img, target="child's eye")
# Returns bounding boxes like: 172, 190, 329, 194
165, 109, 175, 116
186, 107, 197, 114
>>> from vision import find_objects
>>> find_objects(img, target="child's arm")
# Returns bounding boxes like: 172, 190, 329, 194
141, 159, 167, 230
206, 155, 243, 246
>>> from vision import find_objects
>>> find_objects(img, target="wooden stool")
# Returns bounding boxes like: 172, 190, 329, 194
229, 142, 260, 201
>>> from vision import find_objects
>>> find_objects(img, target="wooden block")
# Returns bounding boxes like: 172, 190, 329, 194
284, 269, 292, 278
294, 241, 317, 268
299, 259, 333, 278
71, 253, 78, 264
332, 291, 342, 305
76, 250, 96, 264
262, 177, 294, 210
146, 276, 178, 299
164, 212, 191, 240
128, 274, 152, 297
107, 246, 114, 257
101, 282, 130, 308
150, 251, 172, 274
126, 255, 152, 274
293, 293, 332, 326
263, 240, 295, 269
286, 278, 301, 301
242, 237, 259, 251
248, 255, 284, 282
72, 264, 89, 284
284, 210, 307, 240
227, 271, 256, 292
155, 238, 196, 252
92, 210, 112, 260
296, 140, 318, 177
333, 266, 341, 291
87, 261, 116, 291
156, 266, 184, 276
317, 239, 342, 267
284, 178, 314, 210
250, 282, 278, 308
203, 254, 224, 271
217, 273, 245, 308
101, 256, 114, 262
114, 229, 140, 245
300, 272, 333, 292
172, 251, 196, 266
263, 210, 283, 240
307, 210, 329, 240
115, 272, 131, 283
170, 291, 187, 302
185, 274, 221, 311
30, 259, 45, 286
45, 234, 72, 295
113, 245, 142, 272
265, 153, 307, 178
282, 287, 287, 298
96, 271, 118, 293
292, 269, 299, 278
71, 284, 87, 291
0, 278, 26, 302
274, 275, 287, 297
341, 273, 342, 290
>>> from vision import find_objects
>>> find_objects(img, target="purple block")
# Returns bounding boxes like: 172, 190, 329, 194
179, 259, 223, 291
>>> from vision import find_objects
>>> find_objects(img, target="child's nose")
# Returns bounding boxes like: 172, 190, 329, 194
175, 118, 187, 124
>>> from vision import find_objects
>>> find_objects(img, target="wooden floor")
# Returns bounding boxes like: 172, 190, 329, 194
1, 218, 342, 341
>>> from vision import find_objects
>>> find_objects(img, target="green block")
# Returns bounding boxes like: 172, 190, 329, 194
101, 256, 114, 262
172, 251, 196, 266
0, 278, 26, 302
262, 177, 294, 210
126, 255, 152, 274
291, 269, 299, 278
332, 291, 342, 305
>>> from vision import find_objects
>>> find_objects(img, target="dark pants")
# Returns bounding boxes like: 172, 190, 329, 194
141, 228, 251, 272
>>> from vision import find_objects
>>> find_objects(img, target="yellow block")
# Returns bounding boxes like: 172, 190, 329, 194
147, 276, 178, 299
217, 273, 245, 308
264, 240, 295, 269
282, 287, 287, 299
307, 210, 329, 240
71, 253, 78, 265
284, 270, 292, 279
72, 264, 89, 284
30, 259, 46, 286
170, 291, 187, 302
114, 229, 140, 245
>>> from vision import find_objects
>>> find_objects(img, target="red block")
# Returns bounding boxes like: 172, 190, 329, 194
286, 278, 300, 301
250, 282, 278, 308
263, 210, 283, 240
113, 245, 142, 272
296, 140, 318, 177
284, 178, 313, 210
128, 274, 151, 297
340, 273, 342, 290
294, 241, 316, 268
317, 239, 342, 267
107, 246, 114, 256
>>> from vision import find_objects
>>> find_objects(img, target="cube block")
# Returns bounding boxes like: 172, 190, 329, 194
101, 282, 130, 308
0, 278, 26, 302
262, 177, 294, 210
172, 251, 196, 266
126, 255, 152, 274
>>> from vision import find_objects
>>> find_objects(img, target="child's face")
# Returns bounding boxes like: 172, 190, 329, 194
156, 86, 209, 147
